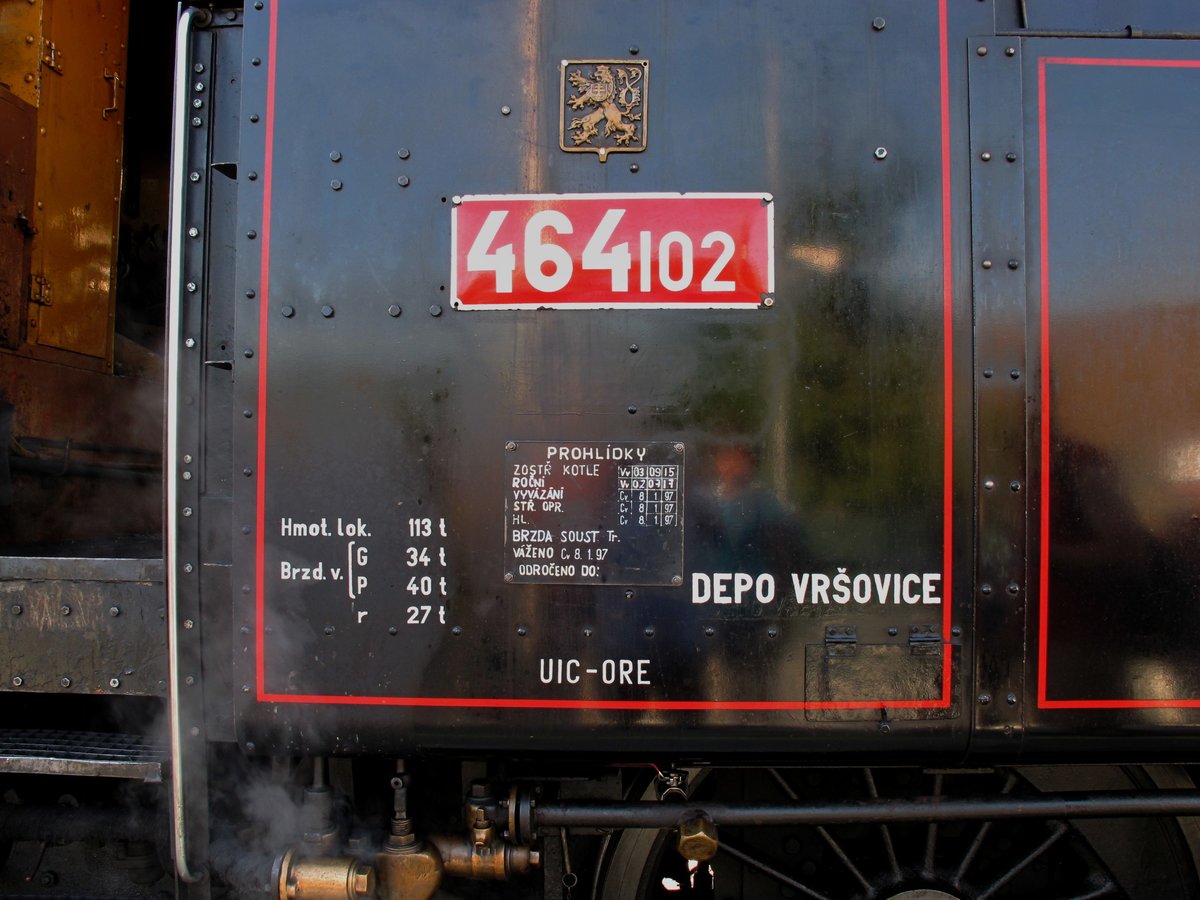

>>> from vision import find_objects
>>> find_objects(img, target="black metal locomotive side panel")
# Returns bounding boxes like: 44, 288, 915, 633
1026, 43, 1200, 712
232, 0, 977, 754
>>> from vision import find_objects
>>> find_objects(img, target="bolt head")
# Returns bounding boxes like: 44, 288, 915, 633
321, 305, 334, 318
388, 304, 402, 317
704, 625, 715, 637
978, 692, 991, 705
671, 575, 683, 586
501, 105, 512, 115
397, 175, 410, 187
874, 146, 888, 160
677, 817, 718, 862
109, 606, 120, 617
110, 677, 121, 688
11, 604, 21, 615
60, 676, 72, 688
872, 16, 886, 30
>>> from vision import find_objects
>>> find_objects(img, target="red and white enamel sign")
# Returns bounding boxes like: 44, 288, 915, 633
451, 193, 774, 309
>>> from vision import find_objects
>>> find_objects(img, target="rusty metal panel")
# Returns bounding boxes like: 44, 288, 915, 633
0, 556, 166, 696
0, 88, 36, 349
0, 0, 44, 108
27, 0, 128, 365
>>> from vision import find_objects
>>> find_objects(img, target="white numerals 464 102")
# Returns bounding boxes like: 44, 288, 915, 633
465, 209, 736, 294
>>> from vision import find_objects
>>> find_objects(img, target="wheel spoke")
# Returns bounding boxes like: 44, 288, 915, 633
952, 772, 1019, 888
864, 768, 901, 883
718, 840, 833, 900
922, 773, 944, 877
977, 821, 1067, 900
817, 825, 873, 893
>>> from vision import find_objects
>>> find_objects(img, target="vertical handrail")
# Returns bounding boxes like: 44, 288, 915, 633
166, 3, 210, 885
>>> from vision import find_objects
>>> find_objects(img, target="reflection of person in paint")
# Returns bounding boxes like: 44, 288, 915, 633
690, 441, 805, 577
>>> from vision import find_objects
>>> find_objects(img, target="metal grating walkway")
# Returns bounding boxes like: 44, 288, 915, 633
0, 729, 166, 782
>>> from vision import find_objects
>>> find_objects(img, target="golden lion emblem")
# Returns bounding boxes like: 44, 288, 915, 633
560, 60, 648, 161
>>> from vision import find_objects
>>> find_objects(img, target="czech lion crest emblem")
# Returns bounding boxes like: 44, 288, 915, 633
559, 59, 648, 161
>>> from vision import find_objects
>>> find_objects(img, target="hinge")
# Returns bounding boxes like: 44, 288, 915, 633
30, 274, 52, 307
40, 40, 63, 75
908, 624, 942, 656
824, 624, 857, 657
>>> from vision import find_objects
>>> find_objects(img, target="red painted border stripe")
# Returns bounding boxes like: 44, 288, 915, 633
937, 0, 954, 706
254, 0, 279, 700
1037, 54, 1200, 709
254, 0, 956, 710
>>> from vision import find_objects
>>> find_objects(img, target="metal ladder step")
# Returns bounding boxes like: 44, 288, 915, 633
0, 729, 166, 783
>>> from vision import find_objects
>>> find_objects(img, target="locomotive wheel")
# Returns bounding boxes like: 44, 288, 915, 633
597, 767, 1200, 900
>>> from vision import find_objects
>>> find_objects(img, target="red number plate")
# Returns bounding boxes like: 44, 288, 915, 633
451, 193, 773, 309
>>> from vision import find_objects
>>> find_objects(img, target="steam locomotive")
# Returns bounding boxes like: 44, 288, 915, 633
3, 0, 1200, 897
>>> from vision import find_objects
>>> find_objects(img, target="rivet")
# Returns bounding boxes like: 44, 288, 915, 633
184, 619, 194, 629
1008, 259, 1020, 270
981, 151, 992, 161
10, 604, 21, 615
629, 163, 639, 173
1010, 480, 1021, 492
246, 741, 255, 751
242, 525, 251, 534
1007, 692, 1018, 704
504, 572, 514, 582
246, 289, 256, 298
767, 625, 779, 638
983, 367, 994, 378
1007, 582, 1020, 595
397, 175, 410, 187
872, 16, 886, 30
252, 57, 262, 66
501, 105, 512, 115
329, 150, 341, 162
23, 73, 33, 83
1006, 47, 1016, 56
330, 179, 343, 191
188, 226, 199, 237
879, 722, 891, 733
429, 304, 442, 317
397, 148, 410, 159
582, 627, 592, 637
109, 606, 120, 617
671, 574, 683, 586
60, 676, 72, 688
243, 467, 254, 477
281, 305, 294, 317
951, 626, 962, 637
254, 1, 263, 8
517, 625, 527, 636
186, 282, 197, 293
184, 337, 196, 348
183, 563, 193, 573
452, 625, 463, 636
323, 625, 334, 635
982, 259, 993, 269
250, 114, 260, 123
629, 46, 639, 55
190, 727, 200, 737
183, 507, 193, 517
185, 675, 195, 685
983, 478, 995, 490
625, 590, 635, 600
248, 171, 258, 181
1006, 152, 1017, 162
388, 304, 401, 317
628, 405, 638, 415
874, 146, 888, 160
674, 443, 684, 453
629, 343, 639, 353
1010, 368, 1021, 380
242, 684, 251, 692
644, 626, 655, 638
980, 583, 993, 595
247, 230, 257, 239
704, 625, 715, 637
320, 305, 334, 317
505, 441, 517, 451
388, 626, 398, 635
978, 692, 991, 705
243, 347, 254, 358
977, 46, 988, 56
